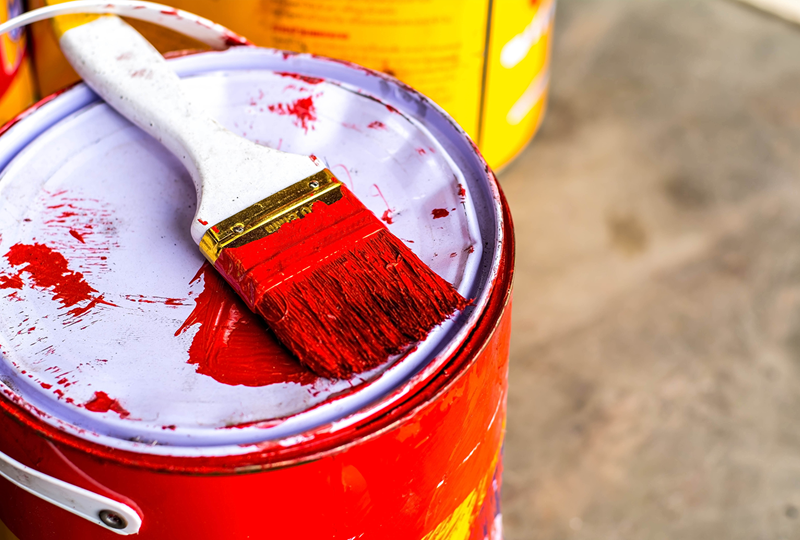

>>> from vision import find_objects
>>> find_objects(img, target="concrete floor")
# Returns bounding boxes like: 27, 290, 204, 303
499, 1, 800, 539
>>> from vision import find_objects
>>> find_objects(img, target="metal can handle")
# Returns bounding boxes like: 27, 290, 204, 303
0, 448, 142, 535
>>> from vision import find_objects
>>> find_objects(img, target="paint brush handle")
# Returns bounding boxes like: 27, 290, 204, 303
59, 15, 324, 243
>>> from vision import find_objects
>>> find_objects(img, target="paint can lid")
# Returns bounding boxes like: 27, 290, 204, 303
0, 48, 501, 457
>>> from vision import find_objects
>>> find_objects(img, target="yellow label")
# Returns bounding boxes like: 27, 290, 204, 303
480, 0, 555, 167
0, 0, 35, 125
0, 517, 20, 540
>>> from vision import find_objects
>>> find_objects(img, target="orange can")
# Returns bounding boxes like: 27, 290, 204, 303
28, 0, 554, 168
0, 0, 35, 126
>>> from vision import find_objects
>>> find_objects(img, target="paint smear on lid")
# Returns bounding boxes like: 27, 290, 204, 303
175, 263, 317, 388
431, 208, 450, 219
84, 391, 130, 418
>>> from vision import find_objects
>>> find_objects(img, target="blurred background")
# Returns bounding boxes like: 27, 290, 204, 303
1, 0, 800, 538
502, 1, 800, 538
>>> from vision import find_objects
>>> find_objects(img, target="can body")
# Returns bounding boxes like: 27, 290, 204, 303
0, 47, 514, 539
28, 0, 553, 169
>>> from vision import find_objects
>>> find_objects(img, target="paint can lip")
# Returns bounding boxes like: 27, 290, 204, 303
0, 46, 506, 459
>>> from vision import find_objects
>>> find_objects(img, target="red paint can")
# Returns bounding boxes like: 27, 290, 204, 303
0, 47, 514, 539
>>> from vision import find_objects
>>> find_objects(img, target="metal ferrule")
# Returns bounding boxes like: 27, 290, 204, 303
199, 169, 343, 264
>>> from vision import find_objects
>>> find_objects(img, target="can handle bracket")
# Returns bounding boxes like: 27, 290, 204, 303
0, 448, 142, 535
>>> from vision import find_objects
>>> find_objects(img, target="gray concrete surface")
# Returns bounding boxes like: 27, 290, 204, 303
499, 1, 800, 538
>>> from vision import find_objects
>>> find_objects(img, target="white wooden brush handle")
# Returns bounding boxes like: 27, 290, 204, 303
59, 16, 324, 243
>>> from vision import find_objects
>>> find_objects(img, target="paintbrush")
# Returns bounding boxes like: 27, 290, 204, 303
55, 15, 468, 379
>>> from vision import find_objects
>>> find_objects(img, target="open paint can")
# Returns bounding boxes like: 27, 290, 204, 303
0, 43, 514, 539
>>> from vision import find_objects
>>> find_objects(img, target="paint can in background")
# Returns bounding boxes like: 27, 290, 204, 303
0, 46, 514, 538
0, 0, 34, 126
27, 0, 554, 169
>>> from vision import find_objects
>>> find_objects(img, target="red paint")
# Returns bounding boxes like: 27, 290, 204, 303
175, 263, 317, 387
197, 219, 208, 226
1, 244, 112, 312
457, 184, 466, 199
275, 72, 324, 85
431, 208, 450, 219
84, 391, 130, 419
40, 383, 52, 390
267, 96, 317, 132
372, 184, 394, 225
214, 182, 468, 379
417, 148, 426, 155
368, 121, 386, 130
385, 103, 400, 115
68, 230, 85, 244
0, 272, 22, 289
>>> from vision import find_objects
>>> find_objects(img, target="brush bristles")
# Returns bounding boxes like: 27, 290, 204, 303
213, 183, 468, 379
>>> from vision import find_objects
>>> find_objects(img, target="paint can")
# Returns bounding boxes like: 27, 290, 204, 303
28, 0, 553, 169
0, 45, 514, 538
0, 0, 35, 127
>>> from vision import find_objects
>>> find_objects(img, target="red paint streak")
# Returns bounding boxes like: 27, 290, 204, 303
431, 208, 450, 219
214, 184, 468, 378
0, 272, 22, 289
332, 164, 354, 189
385, 104, 400, 114
162, 425, 176, 430
57, 378, 68, 385
69, 230, 86, 244
66, 295, 115, 318
176, 263, 317, 387
417, 148, 426, 155
40, 383, 52, 390
368, 121, 386, 130
267, 96, 317, 132
197, 219, 208, 226
84, 391, 130, 418
275, 72, 324, 85
123, 294, 188, 307
54, 389, 64, 399
372, 184, 394, 225
457, 184, 466, 199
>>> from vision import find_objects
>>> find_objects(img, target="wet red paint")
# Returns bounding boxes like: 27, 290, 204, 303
0, 244, 115, 314
275, 72, 324, 85
123, 294, 188, 307
267, 96, 317, 132
68, 230, 85, 244
0, 273, 22, 289
431, 208, 450, 219
40, 383, 52, 390
416, 148, 426, 155
175, 263, 317, 387
457, 184, 466, 199
367, 121, 386, 130
197, 219, 208, 226
381, 210, 394, 224
385, 104, 400, 114
214, 183, 468, 378
84, 391, 130, 419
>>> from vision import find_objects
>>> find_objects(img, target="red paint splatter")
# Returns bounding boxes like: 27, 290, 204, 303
175, 263, 317, 387
372, 184, 394, 225
162, 425, 176, 430
457, 184, 466, 199
385, 104, 400, 114
416, 148, 427, 156
368, 121, 386, 130
40, 382, 52, 390
197, 219, 209, 226
69, 230, 86, 243
267, 96, 317, 132
275, 72, 324, 85
57, 378, 68, 385
84, 391, 130, 418
431, 208, 450, 219
1, 244, 115, 315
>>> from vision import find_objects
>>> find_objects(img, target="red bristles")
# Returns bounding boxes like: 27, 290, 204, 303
214, 183, 469, 379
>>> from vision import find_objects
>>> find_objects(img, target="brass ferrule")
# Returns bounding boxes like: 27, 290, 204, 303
199, 169, 343, 264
